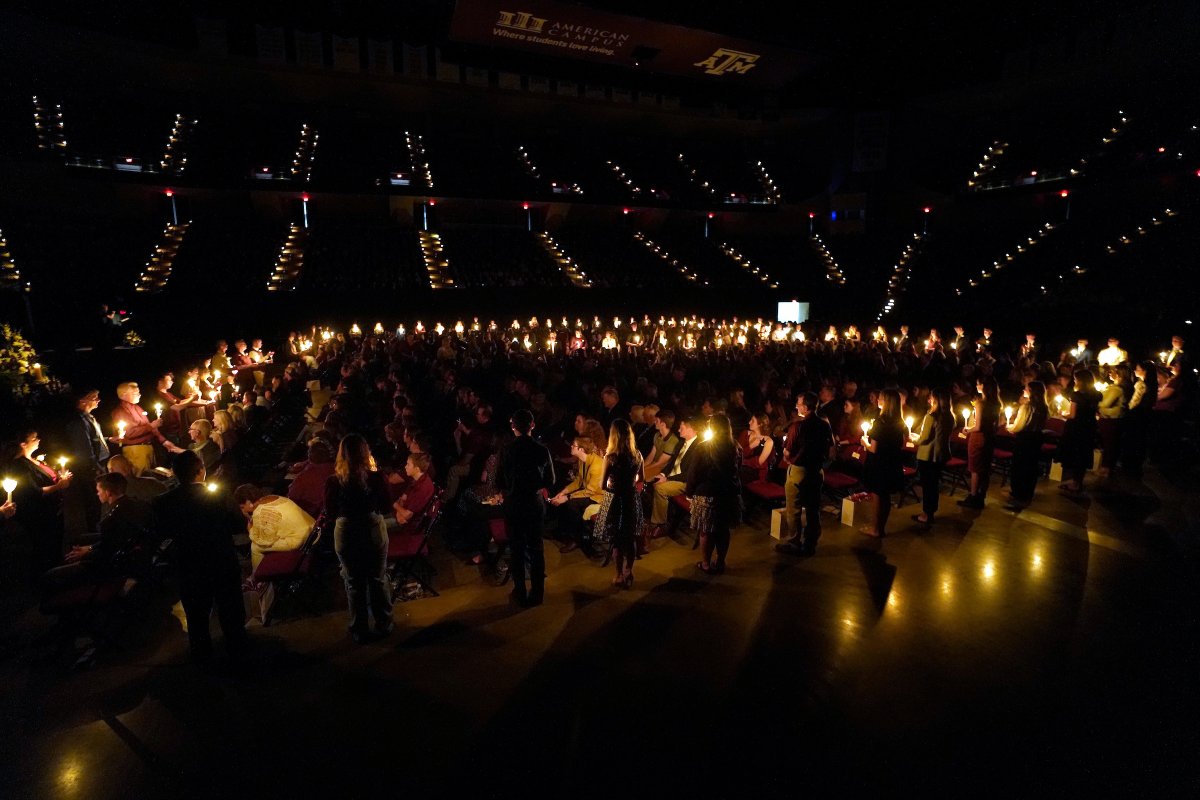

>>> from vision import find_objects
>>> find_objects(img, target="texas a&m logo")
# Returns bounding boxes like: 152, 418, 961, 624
496, 11, 548, 34
694, 48, 760, 76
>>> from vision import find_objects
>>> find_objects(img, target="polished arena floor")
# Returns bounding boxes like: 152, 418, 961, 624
2, 469, 1198, 798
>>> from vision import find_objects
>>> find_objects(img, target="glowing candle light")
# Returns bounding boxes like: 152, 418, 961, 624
117, 421, 127, 441
373, 322, 384, 335
455, 321, 464, 335
1159, 351, 1168, 362
435, 323, 445, 336
905, 416, 914, 436
154, 403, 163, 419
2, 477, 15, 505
206, 482, 219, 493
962, 408, 972, 427
350, 323, 361, 336
56, 456, 68, 474
213, 370, 221, 381
702, 427, 714, 441
1004, 406, 1014, 424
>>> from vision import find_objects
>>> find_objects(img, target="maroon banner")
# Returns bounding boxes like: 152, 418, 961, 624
449, 0, 814, 85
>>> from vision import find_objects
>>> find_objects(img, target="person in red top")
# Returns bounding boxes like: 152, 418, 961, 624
287, 439, 336, 518
393, 452, 435, 531
231, 339, 255, 369
110, 382, 184, 474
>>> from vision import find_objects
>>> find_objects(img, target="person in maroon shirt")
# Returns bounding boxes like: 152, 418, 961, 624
287, 440, 335, 518
149, 372, 195, 441
110, 383, 184, 474
393, 452, 436, 531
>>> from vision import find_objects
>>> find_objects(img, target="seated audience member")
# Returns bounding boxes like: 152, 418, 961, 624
393, 452, 436, 531
548, 437, 606, 553
106, 455, 168, 504
643, 409, 680, 481
212, 410, 239, 455
287, 439, 336, 518
648, 416, 700, 535
234, 484, 315, 571
635, 404, 659, 457
42, 472, 155, 596
738, 413, 775, 477
187, 419, 222, 472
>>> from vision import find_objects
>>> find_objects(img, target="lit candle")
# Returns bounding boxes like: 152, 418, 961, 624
56, 456, 68, 474
1004, 406, 1014, 424
860, 421, 872, 442
350, 323, 361, 336
435, 323, 445, 336
154, 402, 163, 419
702, 428, 714, 441
962, 408, 972, 427
950, 342, 957, 350
1159, 351, 1168, 362
455, 321, 464, 335
31, 362, 44, 382
206, 482, 219, 493
213, 370, 221, 381
2, 477, 15, 504
117, 420, 127, 441
374, 322, 384, 335
208, 390, 217, 401
905, 416, 914, 436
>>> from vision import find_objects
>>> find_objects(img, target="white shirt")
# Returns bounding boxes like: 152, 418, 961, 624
1097, 346, 1127, 366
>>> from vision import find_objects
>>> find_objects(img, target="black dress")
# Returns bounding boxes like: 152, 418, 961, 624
863, 418, 906, 495
12, 456, 66, 571
592, 452, 643, 552
1057, 388, 1100, 471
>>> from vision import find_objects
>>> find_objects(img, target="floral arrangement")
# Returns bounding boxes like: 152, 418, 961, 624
123, 329, 146, 347
0, 324, 41, 396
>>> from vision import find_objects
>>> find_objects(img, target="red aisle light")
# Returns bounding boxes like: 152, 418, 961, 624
923, 207, 932, 214
808, 212, 815, 219
707, 212, 715, 219
522, 202, 530, 210
1059, 190, 1070, 198
164, 189, 174, 197
622, 208, 630, 215
428, 199, 436, 206
301, 193, 310, 202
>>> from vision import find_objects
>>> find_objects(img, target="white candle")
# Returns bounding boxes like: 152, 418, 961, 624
1004, 406, 1014, 423
117, 421, 127, 441
962, 408, 971, 427
154, 403, 163, 419
905, 416, 914, 436
3, 477, 16, 505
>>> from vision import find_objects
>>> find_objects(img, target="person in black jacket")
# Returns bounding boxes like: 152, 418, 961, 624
495, 409, 555, 607
776, 393, 834, 556
11, 428, 73, 573
154, 450, 247, 663
861, 389, 906, 538
689, 414, 741, 575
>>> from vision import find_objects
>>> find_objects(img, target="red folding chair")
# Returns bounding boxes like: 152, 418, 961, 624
251, 513, 326, 626
388, 496, 442, 600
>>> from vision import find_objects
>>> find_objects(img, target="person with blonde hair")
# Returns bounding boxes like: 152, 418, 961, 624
324, 434, 393, 642
212, 410, 239, 455
592, 419, 644, 588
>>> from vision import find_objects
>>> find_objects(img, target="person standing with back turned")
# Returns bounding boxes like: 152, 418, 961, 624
495, 409, 555, 607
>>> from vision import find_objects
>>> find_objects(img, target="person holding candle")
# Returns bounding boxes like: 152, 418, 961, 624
591, 419, 644, 588
860, 390, 906, 538
111, 382, 184, 476
1003, 381, 1049, 510
689, 414, 741, 574
11, 428, 73, 571
324, 434, 395, 641
148, 372, 194, 441
495, 410, 556, 608
958, 377, 1002, 509
775, 392, 835, 556
1055, 367, 1101, 494
154, 450, 247, 663
911, 389, 954, 528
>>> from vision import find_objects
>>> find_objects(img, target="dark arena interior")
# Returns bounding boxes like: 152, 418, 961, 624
0, 0, 1198, 796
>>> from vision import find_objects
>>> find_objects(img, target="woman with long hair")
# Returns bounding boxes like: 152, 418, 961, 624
1056, 367, 1100, 494
1004, 380, 1049, 510
11, 428, 73, 572
324, 434, 394, 643
738, 413, 775, 479
689, 414, 741, 574
592, 419, 644, 588
211, 410, 239, 454
1096, 365, 1128, 478
911, 389, 954, 527
958, 376, 1002, 509
861, 389, 906, 537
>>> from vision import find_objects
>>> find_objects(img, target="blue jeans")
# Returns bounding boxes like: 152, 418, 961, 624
334, 514, 392, 632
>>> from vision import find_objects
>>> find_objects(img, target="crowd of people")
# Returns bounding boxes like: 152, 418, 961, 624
5, 313, 1193, 661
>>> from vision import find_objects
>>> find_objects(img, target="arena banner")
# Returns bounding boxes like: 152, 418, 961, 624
449, 0, 812, 84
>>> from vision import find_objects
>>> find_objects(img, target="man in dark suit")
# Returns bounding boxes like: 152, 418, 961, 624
495, 410, 556, 607
648, 415, 701, 534
815, 384, 842, 431
42, 472, 154, 598
154, 450, 247, 663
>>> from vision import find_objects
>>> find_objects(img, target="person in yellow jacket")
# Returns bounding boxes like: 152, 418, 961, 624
548, 437, 605, 553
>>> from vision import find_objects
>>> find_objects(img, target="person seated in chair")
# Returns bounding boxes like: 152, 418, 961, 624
186, 419, 221, 472
42, 472, 155, 599
647, 416, 700, 537
234, 484, 315, 571
393, 453, 436, 533
547, 437, 605, 553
